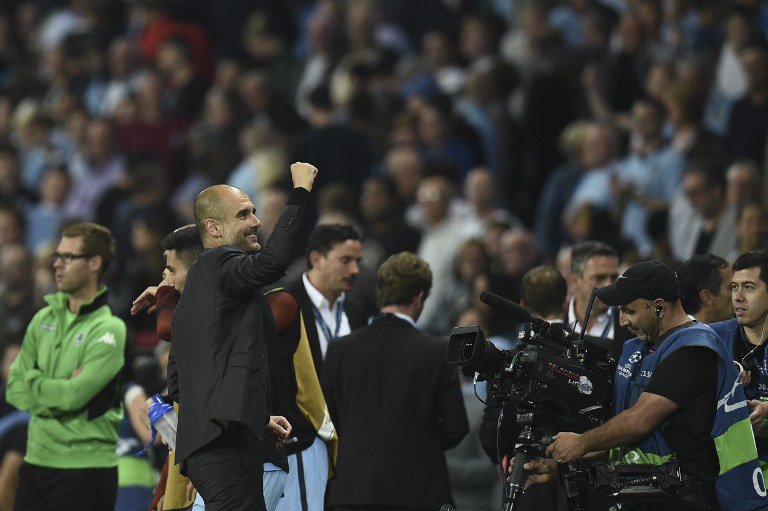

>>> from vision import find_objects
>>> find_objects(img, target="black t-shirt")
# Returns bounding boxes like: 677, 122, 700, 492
732, 330, 766, 377
644, 346, 718, 482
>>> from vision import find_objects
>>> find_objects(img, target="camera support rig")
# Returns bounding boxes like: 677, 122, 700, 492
446, 291, 615, 510
559, 458, 685, 510
446, 291, 686, 510
504, 422, 550, 510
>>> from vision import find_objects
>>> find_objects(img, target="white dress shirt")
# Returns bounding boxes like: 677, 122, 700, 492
303, 273, 352, 358
567, 297, 615, 340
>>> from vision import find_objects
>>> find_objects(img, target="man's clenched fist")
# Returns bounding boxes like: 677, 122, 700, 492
291, 162, 319, 192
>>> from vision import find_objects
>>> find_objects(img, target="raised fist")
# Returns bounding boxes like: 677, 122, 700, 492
290, 162, 319, 192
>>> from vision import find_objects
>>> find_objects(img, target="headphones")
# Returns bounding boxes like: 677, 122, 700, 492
655, 305, 662, 316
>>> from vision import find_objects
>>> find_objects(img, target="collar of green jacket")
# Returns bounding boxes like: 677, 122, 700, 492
44, 285, 110, 315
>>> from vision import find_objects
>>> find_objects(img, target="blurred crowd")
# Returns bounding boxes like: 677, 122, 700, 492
2, 0, 768, 343
2, 0, 768, 509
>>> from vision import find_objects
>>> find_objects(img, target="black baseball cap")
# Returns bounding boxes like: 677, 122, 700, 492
596, 261, 680, 306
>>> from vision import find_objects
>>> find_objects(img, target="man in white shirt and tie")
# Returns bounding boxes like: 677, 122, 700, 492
264, 224, 369, 511
567, 241, 634, 356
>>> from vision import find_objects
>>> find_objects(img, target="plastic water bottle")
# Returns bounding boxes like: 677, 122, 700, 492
147, 394, 177, 451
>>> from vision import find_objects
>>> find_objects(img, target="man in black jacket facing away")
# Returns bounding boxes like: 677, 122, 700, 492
322, 252, 469, 510
170, 162, 318, 511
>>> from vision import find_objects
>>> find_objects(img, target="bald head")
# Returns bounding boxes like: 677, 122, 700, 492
194, 185, 232, 231
194, 185, 262, 252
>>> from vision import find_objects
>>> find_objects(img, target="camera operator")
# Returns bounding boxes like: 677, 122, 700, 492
525, 261, 766, 510
710, 250, 768, 482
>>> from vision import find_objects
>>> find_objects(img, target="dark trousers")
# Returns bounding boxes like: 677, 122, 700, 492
13, 463, 117, 511
186, 421, 265, 511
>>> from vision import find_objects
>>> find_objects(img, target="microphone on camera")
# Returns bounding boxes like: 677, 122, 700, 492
479, 291, 574, 346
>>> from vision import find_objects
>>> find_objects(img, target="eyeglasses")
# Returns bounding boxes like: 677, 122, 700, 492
51, 252, 94, 264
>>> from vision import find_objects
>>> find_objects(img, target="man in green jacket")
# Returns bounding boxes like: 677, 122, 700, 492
6, 222, 126, 510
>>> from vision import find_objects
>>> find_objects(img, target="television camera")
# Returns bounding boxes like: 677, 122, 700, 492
445, 291, 615, 510
445, 291, 688, 510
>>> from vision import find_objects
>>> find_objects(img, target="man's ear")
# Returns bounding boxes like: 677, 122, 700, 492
88, 255, 103, 275
699, 288, 713, 306
308, 250, 322, 269
204, 218, 220, 238
568, 272, 580, 289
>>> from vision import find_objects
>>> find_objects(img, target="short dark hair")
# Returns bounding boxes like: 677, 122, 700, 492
61, 222, 116, 278
522, 266, 567, 318
161, 225, 203, 269
376, 252, 432, 307
306, 224, 360, 268
570, 241, 617, 276
733, 249, 768, 286
676, 254, 728, 314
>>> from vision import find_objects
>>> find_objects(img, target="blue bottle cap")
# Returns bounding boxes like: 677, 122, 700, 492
147, 393, 173, 427
136, 394, 173, 457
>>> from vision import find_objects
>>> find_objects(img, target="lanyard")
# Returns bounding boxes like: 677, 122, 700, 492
572, 307, 613, 338
739, 326, 768, 376
600, 308, 614, 338
311, 299, 344, 342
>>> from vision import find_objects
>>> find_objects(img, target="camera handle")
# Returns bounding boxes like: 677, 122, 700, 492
503, 425, 552, 511
504, 447, 533, 510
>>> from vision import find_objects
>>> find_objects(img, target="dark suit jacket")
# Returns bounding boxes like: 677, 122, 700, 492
267, 277, 368, 455
170, 188, 307, 465
321, 314, 469, 509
